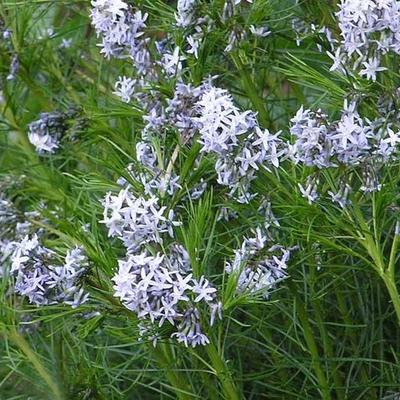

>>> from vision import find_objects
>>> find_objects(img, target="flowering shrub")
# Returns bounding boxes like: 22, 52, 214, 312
1, 0, 400, 399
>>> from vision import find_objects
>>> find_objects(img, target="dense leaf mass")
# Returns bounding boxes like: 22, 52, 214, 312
1, 1, 400, 399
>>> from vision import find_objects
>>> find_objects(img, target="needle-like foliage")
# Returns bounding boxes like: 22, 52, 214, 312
1, 1, 400, 399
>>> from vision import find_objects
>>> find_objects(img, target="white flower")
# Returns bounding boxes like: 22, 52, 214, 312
112, 249, 221, 347
328, 184, 351, 208
114, 76, 136, 103
359, 57, 387, 81
383, 127, 400, 147
91, 0, 128, 18
160, 46, 184, 77
249, 25, 271, 38
186, 35, 200, 58
226, 227, 291, 298
175, 0, 196, 27
195, 86, 243, 155
27, 111, 68, 154
9, 235, 89, 307
60, 38, 73, 49
192, 277, 217, 302
101, 189, 181, 251
194, 84, 282, 201
90, 0, 152, 76
136, 141, 157, 169
327, 47, 346, 73
329, 0, 400, 76
298, 176, 319, 205
11, 234, 39, 273
28, 132, 59, 153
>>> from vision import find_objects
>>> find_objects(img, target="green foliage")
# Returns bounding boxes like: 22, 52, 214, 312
0, 1, 400, 399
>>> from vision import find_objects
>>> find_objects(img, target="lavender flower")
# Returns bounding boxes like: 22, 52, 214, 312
28, 111, 68, 153
360, 163, 382, 193
159, 46, 185, 78
186, 35, 200, 58
101, 188, 181, 252
112, 248, 221, 347
258, 197, 280, 230
225, 228, 292, 298
289, 106, 333, 168
103, 175, 222, 347
135, 141, 182, 197
195, 84, 283, 202
10, 235, 89, 307
114, 76, 136, 103
195, 86, 251, 155
0, 193, 51, 279
175, 0, 197, 28
249, 25, 271, 38
60, 38, 73, 49
298, 176, 319, 205
329, 0, 400, 80
166, 81, 212, 141
288, 98, 400, 201
359, 56, 387, 81
171, 308, 210, 347
90, 0, 152, 76
0, 196, 19, 274
328, 183, 352, 208
6, 54, 19, 80
289, 100, 399, 169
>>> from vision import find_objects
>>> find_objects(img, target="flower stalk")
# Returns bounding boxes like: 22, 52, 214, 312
206, 343, 240, 400
353, 204, 400, 326
7, 328, 64, 400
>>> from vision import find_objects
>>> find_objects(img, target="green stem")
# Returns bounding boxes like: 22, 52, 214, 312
56, 331, 66, 398
88, 280, 196, 399
312, 299, 345, 400
206, 343, 241, 400
388, 226, 400, 280
261, 326, 289, 383
154, 343, 195, 400
230, 53, 273, 130
334, 286, 376, 399
353, 205, 400, 326
308, 260, 342, 398
290, 287, 331, 400
381, 276, 400, 327
8, 329, 64, 400
353, 204, 385, 272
